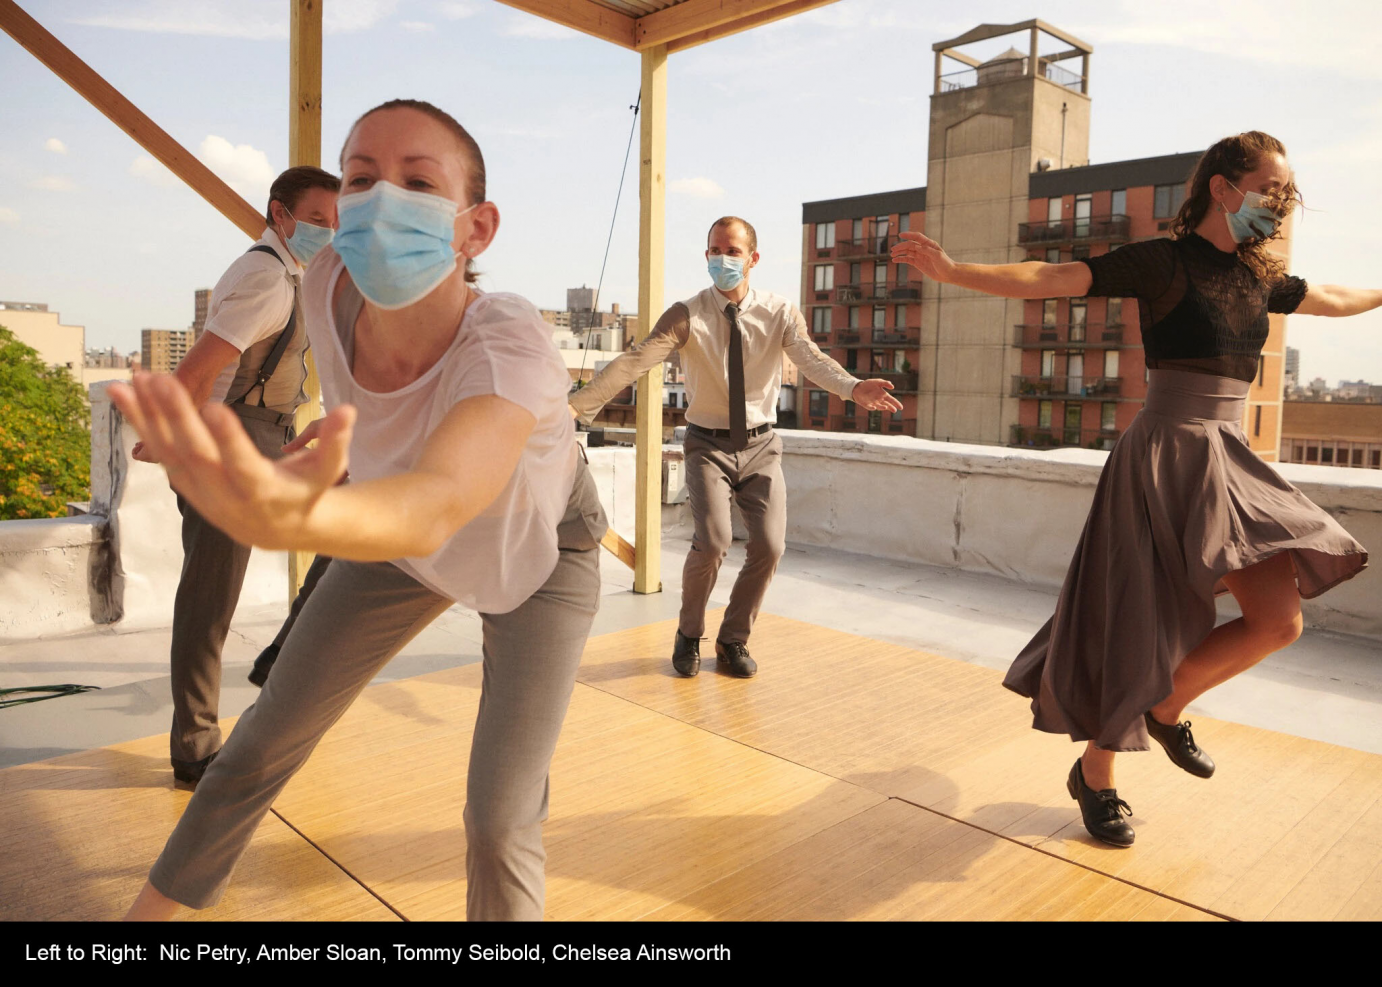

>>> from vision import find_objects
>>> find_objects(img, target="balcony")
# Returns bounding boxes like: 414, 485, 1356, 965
835, 281, 922, 304
1011, 374, 1122, 399
833, 329, 921, 349
834, 235, 894, 259
1016, 214, 1130, 246
828, 415, 916, 435
866, 369, 919, 392
1009, 423, 1121, 451
1014, 322, 1125, 348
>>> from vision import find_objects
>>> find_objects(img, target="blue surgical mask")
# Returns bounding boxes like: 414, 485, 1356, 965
707, 255, 746, 292
333, 181, 475, 310
1224, 181, 1282, 243
283, 211, 334, 266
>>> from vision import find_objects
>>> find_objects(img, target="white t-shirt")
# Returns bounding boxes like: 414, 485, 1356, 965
205, 229, 303, 404
302, 249, 578, 614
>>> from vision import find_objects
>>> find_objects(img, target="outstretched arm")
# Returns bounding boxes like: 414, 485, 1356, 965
780, 307, 903, 412
1295, 284, 1382, 318
569, 304, 688, 425
109, 373, 533, 560
891, 231, 1092, 299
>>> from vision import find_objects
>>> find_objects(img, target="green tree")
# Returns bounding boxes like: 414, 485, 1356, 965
0, 325, 90, 519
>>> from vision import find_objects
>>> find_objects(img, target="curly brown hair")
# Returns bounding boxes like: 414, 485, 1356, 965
1169, 131, 1300, 284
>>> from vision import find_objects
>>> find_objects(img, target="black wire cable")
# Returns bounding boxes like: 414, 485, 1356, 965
577, 88, 641, 389
0, 684, 101, 710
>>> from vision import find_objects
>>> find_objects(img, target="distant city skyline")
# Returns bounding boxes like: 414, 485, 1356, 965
2, 0, 1379, 387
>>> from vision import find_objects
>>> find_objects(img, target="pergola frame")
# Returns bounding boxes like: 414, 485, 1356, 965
0, 0, 838, 597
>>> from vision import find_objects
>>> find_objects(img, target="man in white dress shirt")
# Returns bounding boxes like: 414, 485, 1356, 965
133, 165, 339, 786
571, 216, 901, 677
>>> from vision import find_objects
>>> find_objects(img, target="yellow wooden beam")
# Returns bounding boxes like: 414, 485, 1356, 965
634, 45, 667, 595
0, 0, 263, 239
600, 527, 637, 570
637, 0, 830, 50
494, 0, 636, 49
288, 0, 323, 600
663, 0, 837, 54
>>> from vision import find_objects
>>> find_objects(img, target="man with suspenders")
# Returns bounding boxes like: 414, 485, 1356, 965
133, 165, 340, 787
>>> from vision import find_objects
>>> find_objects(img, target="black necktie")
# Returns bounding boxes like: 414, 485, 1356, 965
725, 302, 748, 450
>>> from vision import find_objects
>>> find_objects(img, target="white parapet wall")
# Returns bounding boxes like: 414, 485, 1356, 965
0, 515, 108, 640
775, 429, 1382, 641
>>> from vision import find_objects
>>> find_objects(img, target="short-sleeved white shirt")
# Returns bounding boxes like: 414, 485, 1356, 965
302, 249, 577, 614
205, 228, 303, 404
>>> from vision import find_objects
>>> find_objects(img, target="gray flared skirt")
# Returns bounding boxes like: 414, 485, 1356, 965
1003, 369, 1369, 752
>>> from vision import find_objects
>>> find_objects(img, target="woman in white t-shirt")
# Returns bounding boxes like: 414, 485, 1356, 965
113, 99, 607, 921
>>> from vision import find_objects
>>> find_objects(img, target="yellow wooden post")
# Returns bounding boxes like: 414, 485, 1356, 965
288, 0, 323, 598
634, 45, 667, 595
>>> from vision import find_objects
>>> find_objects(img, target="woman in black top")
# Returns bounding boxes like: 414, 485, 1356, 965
893, 131, 1376, 847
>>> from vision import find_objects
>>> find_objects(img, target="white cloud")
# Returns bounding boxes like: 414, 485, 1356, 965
669, 177, 725, 199
196, 135, 275, 202
29, 175, 76, 192
69, 0, 398, 39
44, 138, 68, 155
129, 155, 182, 188
0, 207, 18, 225
400, 20, 434, 33
435, 1, 478, 18
502, 14, 583, 40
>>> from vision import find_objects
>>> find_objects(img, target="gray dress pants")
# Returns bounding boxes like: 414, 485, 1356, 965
149, 458, 607, 920
678, 427, 787, 646
169, 415, 295, 765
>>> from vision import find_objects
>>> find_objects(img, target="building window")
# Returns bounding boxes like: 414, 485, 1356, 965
814, 265, 834, 291
1372, 450, 1381, 469
873, 262, 887, 284
809, 390, 828, 419
1070, 301, 1087, 341
843, 399, 856, 418
849, 307, 861, 329
1041, 350, 1056, 377
1322, 447, 1334, 464
850, 262, 862, 284
1038, 400, 1052, 429
1074, 193, 1092, 237
852, 218, 863, 240
1101, 402, 1116, 431
845, 349, 858, 371
1352, 447, 1364, 467
1254, 405, 1262, 436
895, 304, 908, 327
1111, 189, 1126, 216
1042, 299, 1058, 327
872, 306, 886, 329
1103, 349, 1119, 378
815, 223, 836, 249
1071, 245, 1090, 261
870, 350, 889, 372
1046, 248, 1061, 264
1107, 297, 1122, 326
812, 307, 830, 334
1047, 198, 1062, 224
895, 264, 908, 284
1154, 183, 1186, 218
1306, 444, 1318, 462
898, 214, 910, 233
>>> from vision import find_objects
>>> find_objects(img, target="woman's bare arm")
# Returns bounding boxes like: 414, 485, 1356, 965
891, 231, 1092, 298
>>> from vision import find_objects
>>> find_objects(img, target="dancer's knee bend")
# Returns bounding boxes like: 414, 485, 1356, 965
1251, 609, 1303, 651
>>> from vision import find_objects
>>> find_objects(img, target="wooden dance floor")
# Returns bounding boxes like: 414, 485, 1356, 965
4, 612, 1381, 921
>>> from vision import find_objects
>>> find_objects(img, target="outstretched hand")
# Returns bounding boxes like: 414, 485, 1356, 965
108, 373, 356, 551
890, 231, 956, 284
852, 378, 904, 413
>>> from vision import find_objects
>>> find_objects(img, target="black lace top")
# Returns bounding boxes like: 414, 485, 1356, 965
1080, 233, 1308, 382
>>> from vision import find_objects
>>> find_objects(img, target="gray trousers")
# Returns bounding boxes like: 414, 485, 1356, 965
678, 427, 787, 646
149, 459, 606, 920
170, 415, 295, 765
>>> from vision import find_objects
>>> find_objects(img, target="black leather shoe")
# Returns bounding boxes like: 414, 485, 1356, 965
171, 751, 218, 790
1144, 711, 1215, 778
715, 640, 757, 678
1066, 759, 1135, 848
248, 643, 280, 688
672, 630, 701, 677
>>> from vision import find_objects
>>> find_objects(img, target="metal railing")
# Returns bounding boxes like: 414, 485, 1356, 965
835, 282, 922, 304
835, 236, 894, 259
829, 415, 917, 435
1016, 214, 1130, 245
1042, 61, 1085, 93
865, 369, 920, 391
1010, 424, 1120, 450
1014, 322, 1125, 347
939, 68, 978, 92
1011, 375, 1122, 398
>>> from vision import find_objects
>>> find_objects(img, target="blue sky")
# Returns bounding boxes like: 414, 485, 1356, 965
2, 0, 1380, 386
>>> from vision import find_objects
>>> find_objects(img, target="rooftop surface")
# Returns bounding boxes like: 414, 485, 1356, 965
3, 535, 1380, 920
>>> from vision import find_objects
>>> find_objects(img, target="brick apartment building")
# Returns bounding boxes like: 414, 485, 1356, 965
140, 328, 194, 374
797, 19, 1293, 461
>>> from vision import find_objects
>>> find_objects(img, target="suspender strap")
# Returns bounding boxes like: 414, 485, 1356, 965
236, 244, 298, 409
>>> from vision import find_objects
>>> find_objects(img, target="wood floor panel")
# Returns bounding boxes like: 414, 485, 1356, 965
0, 733, 396, 922
578, 611, 1382, 921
